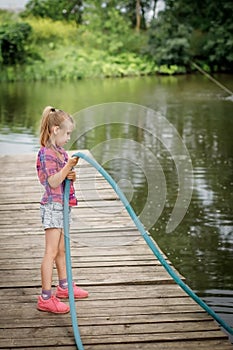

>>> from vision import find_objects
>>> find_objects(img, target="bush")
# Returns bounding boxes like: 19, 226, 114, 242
25, 17, 78, 44
21, 0, 83, 24
147, 15, 192, 68
81, 8, 143, 55
203, 24, 233, 71
0, 22, 32, 65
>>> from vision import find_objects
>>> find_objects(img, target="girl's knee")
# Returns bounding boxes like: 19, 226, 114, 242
57, 247, 65, 258
44, 247, 59, 260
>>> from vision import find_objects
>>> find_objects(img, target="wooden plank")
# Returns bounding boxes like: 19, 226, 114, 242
0, 271, 182, 288
0, 257, 165, 270
29, 340, 232, 350
12, 342, 232, 350
0, 327, 228, 348
0, 284, 200, 302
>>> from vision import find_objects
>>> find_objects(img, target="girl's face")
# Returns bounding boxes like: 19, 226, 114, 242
53, 120, 74, 147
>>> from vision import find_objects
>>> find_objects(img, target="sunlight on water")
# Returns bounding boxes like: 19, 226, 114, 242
0, 131, 39, 154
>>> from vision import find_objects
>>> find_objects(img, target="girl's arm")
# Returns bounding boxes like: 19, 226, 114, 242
48, 157, 78, 189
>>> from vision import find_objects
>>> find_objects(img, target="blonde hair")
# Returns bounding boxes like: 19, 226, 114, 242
39, 106, 74, 147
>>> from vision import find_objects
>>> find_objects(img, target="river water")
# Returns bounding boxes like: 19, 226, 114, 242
0, 74, 232, 339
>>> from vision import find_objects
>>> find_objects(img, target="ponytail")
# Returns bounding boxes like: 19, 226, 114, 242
39, 106, 74, 147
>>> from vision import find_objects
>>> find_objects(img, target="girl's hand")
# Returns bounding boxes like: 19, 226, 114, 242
66, 170, 76, 181
67, 156, 79, 169
48, 157, 79, 189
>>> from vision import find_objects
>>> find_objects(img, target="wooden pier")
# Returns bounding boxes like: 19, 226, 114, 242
0, 151, 232, 349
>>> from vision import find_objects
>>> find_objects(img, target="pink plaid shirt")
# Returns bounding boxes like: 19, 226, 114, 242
36, 146, 77, 206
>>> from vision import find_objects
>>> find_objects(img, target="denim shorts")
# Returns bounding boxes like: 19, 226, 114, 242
40, 202, 71, 230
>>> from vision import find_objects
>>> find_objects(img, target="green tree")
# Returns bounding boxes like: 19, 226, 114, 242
147, 0, 233, 71
21, 0, 146, 55
147, 12, 192, 67
82, 4, 139, 54
22, 0, 83, 24
115, 0, 157, 30
0, 22, 33, 65
164, 0, 233, 70
23, 0, 158, 30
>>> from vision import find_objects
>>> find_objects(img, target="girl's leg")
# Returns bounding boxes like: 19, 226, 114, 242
55, 231, 89, 299
55, 230, 67, 283
38, 228, 70, 314
41, 228, 62, 291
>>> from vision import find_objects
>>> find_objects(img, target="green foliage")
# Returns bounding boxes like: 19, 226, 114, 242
162, 0, 233, 72
0, 22, 33, 65
158, 65, 186, 75
81, 7, 142, 55
1, 0, 232, 80
22, 0, 155, 30
202, 24, 233, 71
0, 9, 16, 22
147, 14, 192, 67
22, 0, 83, 24
25, 17, 77, 44
112, 0, 153, 30
0, 46, 157, 82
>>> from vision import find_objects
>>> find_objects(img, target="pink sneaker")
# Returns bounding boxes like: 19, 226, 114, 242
37, 295, 70, 314
56, 283, 88, 299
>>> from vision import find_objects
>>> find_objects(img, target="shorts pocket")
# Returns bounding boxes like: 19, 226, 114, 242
52, 202, 63, 212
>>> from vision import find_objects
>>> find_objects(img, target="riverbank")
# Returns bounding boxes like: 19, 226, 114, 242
0, 45, 187, 82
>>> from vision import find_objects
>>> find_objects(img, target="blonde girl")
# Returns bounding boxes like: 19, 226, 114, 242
36, 106, 88, 314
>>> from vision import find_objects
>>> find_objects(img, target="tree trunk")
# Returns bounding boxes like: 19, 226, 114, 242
136, 0, 141, 32
152, 0, 158, 19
